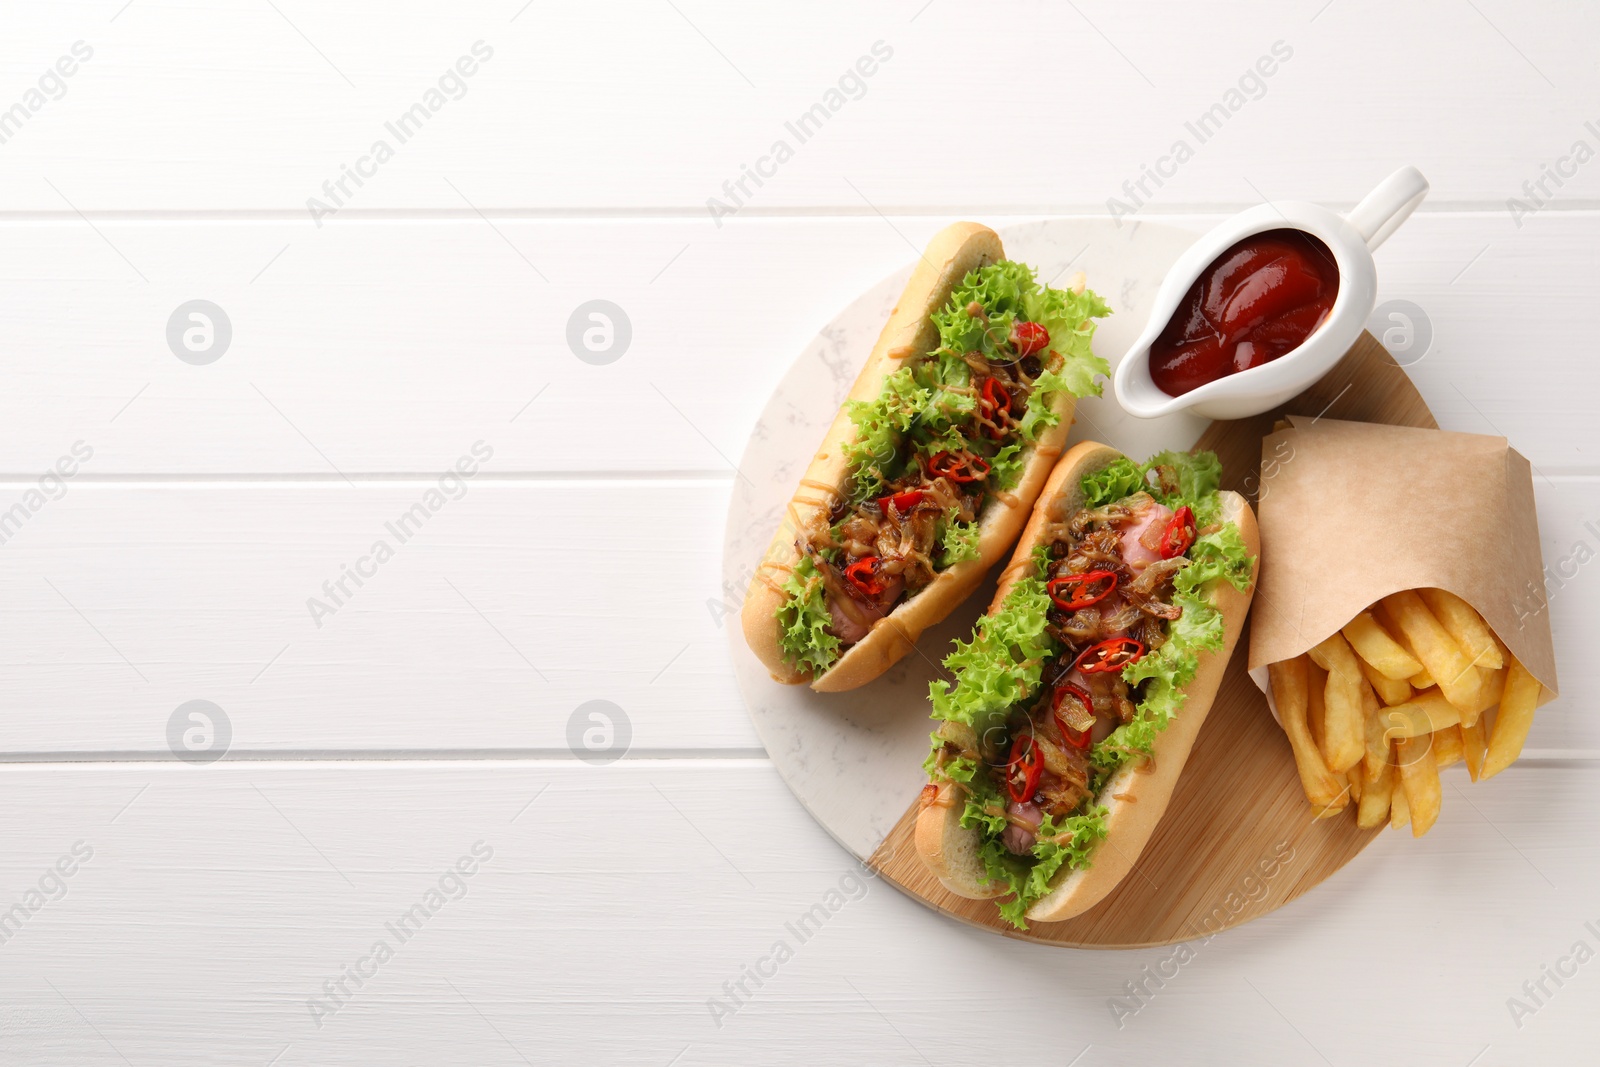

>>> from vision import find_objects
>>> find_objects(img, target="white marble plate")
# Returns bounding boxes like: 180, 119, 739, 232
723, 218, 1208, 861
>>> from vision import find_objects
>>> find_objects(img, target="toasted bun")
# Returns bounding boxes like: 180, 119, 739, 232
741, 222, 1082, 691
913, 443, 1260, 918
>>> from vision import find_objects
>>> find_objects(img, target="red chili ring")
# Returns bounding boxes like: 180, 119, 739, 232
1074, 636, 1146, 675
1048, 570, 1118, 611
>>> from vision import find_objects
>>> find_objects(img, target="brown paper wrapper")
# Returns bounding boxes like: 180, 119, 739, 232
1246, 416, 1558, 719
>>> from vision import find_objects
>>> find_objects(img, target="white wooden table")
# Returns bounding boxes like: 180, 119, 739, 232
1, 3, 1595, 1063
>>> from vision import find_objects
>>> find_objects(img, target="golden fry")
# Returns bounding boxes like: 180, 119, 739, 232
1360, 656, 1413, 706
1396, 735, 1442, 837
1343, 611, 1423, 680
1309, 633, 1365, 773
1432, 724, 1464, 768
1383, 591, 1482, 712
1307, 661, 1328, 757
1461, 718, 1488, 782
1375, 601, 1437, 689
1271, 656, 1347, 812
1482, 655, 1543, 779
1389, 777, 1411, 829
1381, 690, 1462, 740
1457, 665, 1506, 729
1361, 682, 1389, 784
1419, 588, 1503, 670
1347, 768, 1364, 803
1357, 757, 1394, 829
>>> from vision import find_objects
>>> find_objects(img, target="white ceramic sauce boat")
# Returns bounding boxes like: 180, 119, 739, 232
1113, 165, 1429, 420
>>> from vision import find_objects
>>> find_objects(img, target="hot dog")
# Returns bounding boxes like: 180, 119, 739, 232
741, 222, 1113, 691
915, 442, 1259, 927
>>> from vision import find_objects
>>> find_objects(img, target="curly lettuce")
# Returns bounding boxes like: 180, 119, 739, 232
928, 573, 1057, 732
932, 262, 1112, 446
936, 519, 980, 568
841, 366, 931, 501
774, 557, 840, 676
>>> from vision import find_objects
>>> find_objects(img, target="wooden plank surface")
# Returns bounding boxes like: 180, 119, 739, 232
0, 757, 1592, 1066
1, 2, 1597, 213
0, 212, 1592, 476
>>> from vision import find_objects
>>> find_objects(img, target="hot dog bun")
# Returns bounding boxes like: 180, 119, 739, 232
741, 222, 1082, 692
914, 441, 1260, 921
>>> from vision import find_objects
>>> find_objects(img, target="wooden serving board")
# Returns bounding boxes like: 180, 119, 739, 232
866, 331, 1438, 948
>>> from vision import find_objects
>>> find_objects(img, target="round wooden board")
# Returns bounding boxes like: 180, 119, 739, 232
866, 330, 1437, 947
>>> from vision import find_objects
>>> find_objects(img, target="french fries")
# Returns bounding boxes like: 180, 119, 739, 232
1360, 655, 1412, 706
1381, 690, 1461, 740
1383, 591, 1483, 712
1268, 590, 1545, 837
1431, 724, 1464, 768
1343, 612, 1421, 680
1360, 682, 1388, 784
1389, 780, 1410, 830
1461, 719, 1487, 782
1308, 633, 1365, 773
1306, 661, 1328, 757
1419, 588, 1503, 670
1483, 655, 1541, 778
1396, 734, 1441, 837
1270, 657, 1347, 814
1357, 758, 1394, 829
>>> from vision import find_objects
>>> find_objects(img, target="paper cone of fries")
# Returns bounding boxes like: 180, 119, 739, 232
1247, 416, 1558, 714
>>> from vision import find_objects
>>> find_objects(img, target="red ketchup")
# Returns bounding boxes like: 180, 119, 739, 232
1148, 228, 1339, 397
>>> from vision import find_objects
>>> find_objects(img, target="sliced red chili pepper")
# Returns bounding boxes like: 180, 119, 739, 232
1074, 636, 1146, 674
1051, 684, 1095, 750
1003, 733, 1042, 804
876, 489, 925, 515
925, 450, 990, 484
1009, 320, 1050, 356
978, 377, 1012, 439
1159, 505, 1196, 559
843, 557, 885, 597
1048, 570, 1118, 611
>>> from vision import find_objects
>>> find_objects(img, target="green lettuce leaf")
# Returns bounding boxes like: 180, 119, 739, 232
987, 441, 1025, 490
1080, 457, 1144, 509
1177, 523, 1255, 596
1144, 449, 1224, 525
927, 573, 1058, 732
909, 350, 976, 440
971, 802, 1110, 930
840, 366, 930, 501
774, 557, 840, 676
936, 518, 981, 568
930, 260, 1033, 359
1016, 283, 1113, 437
